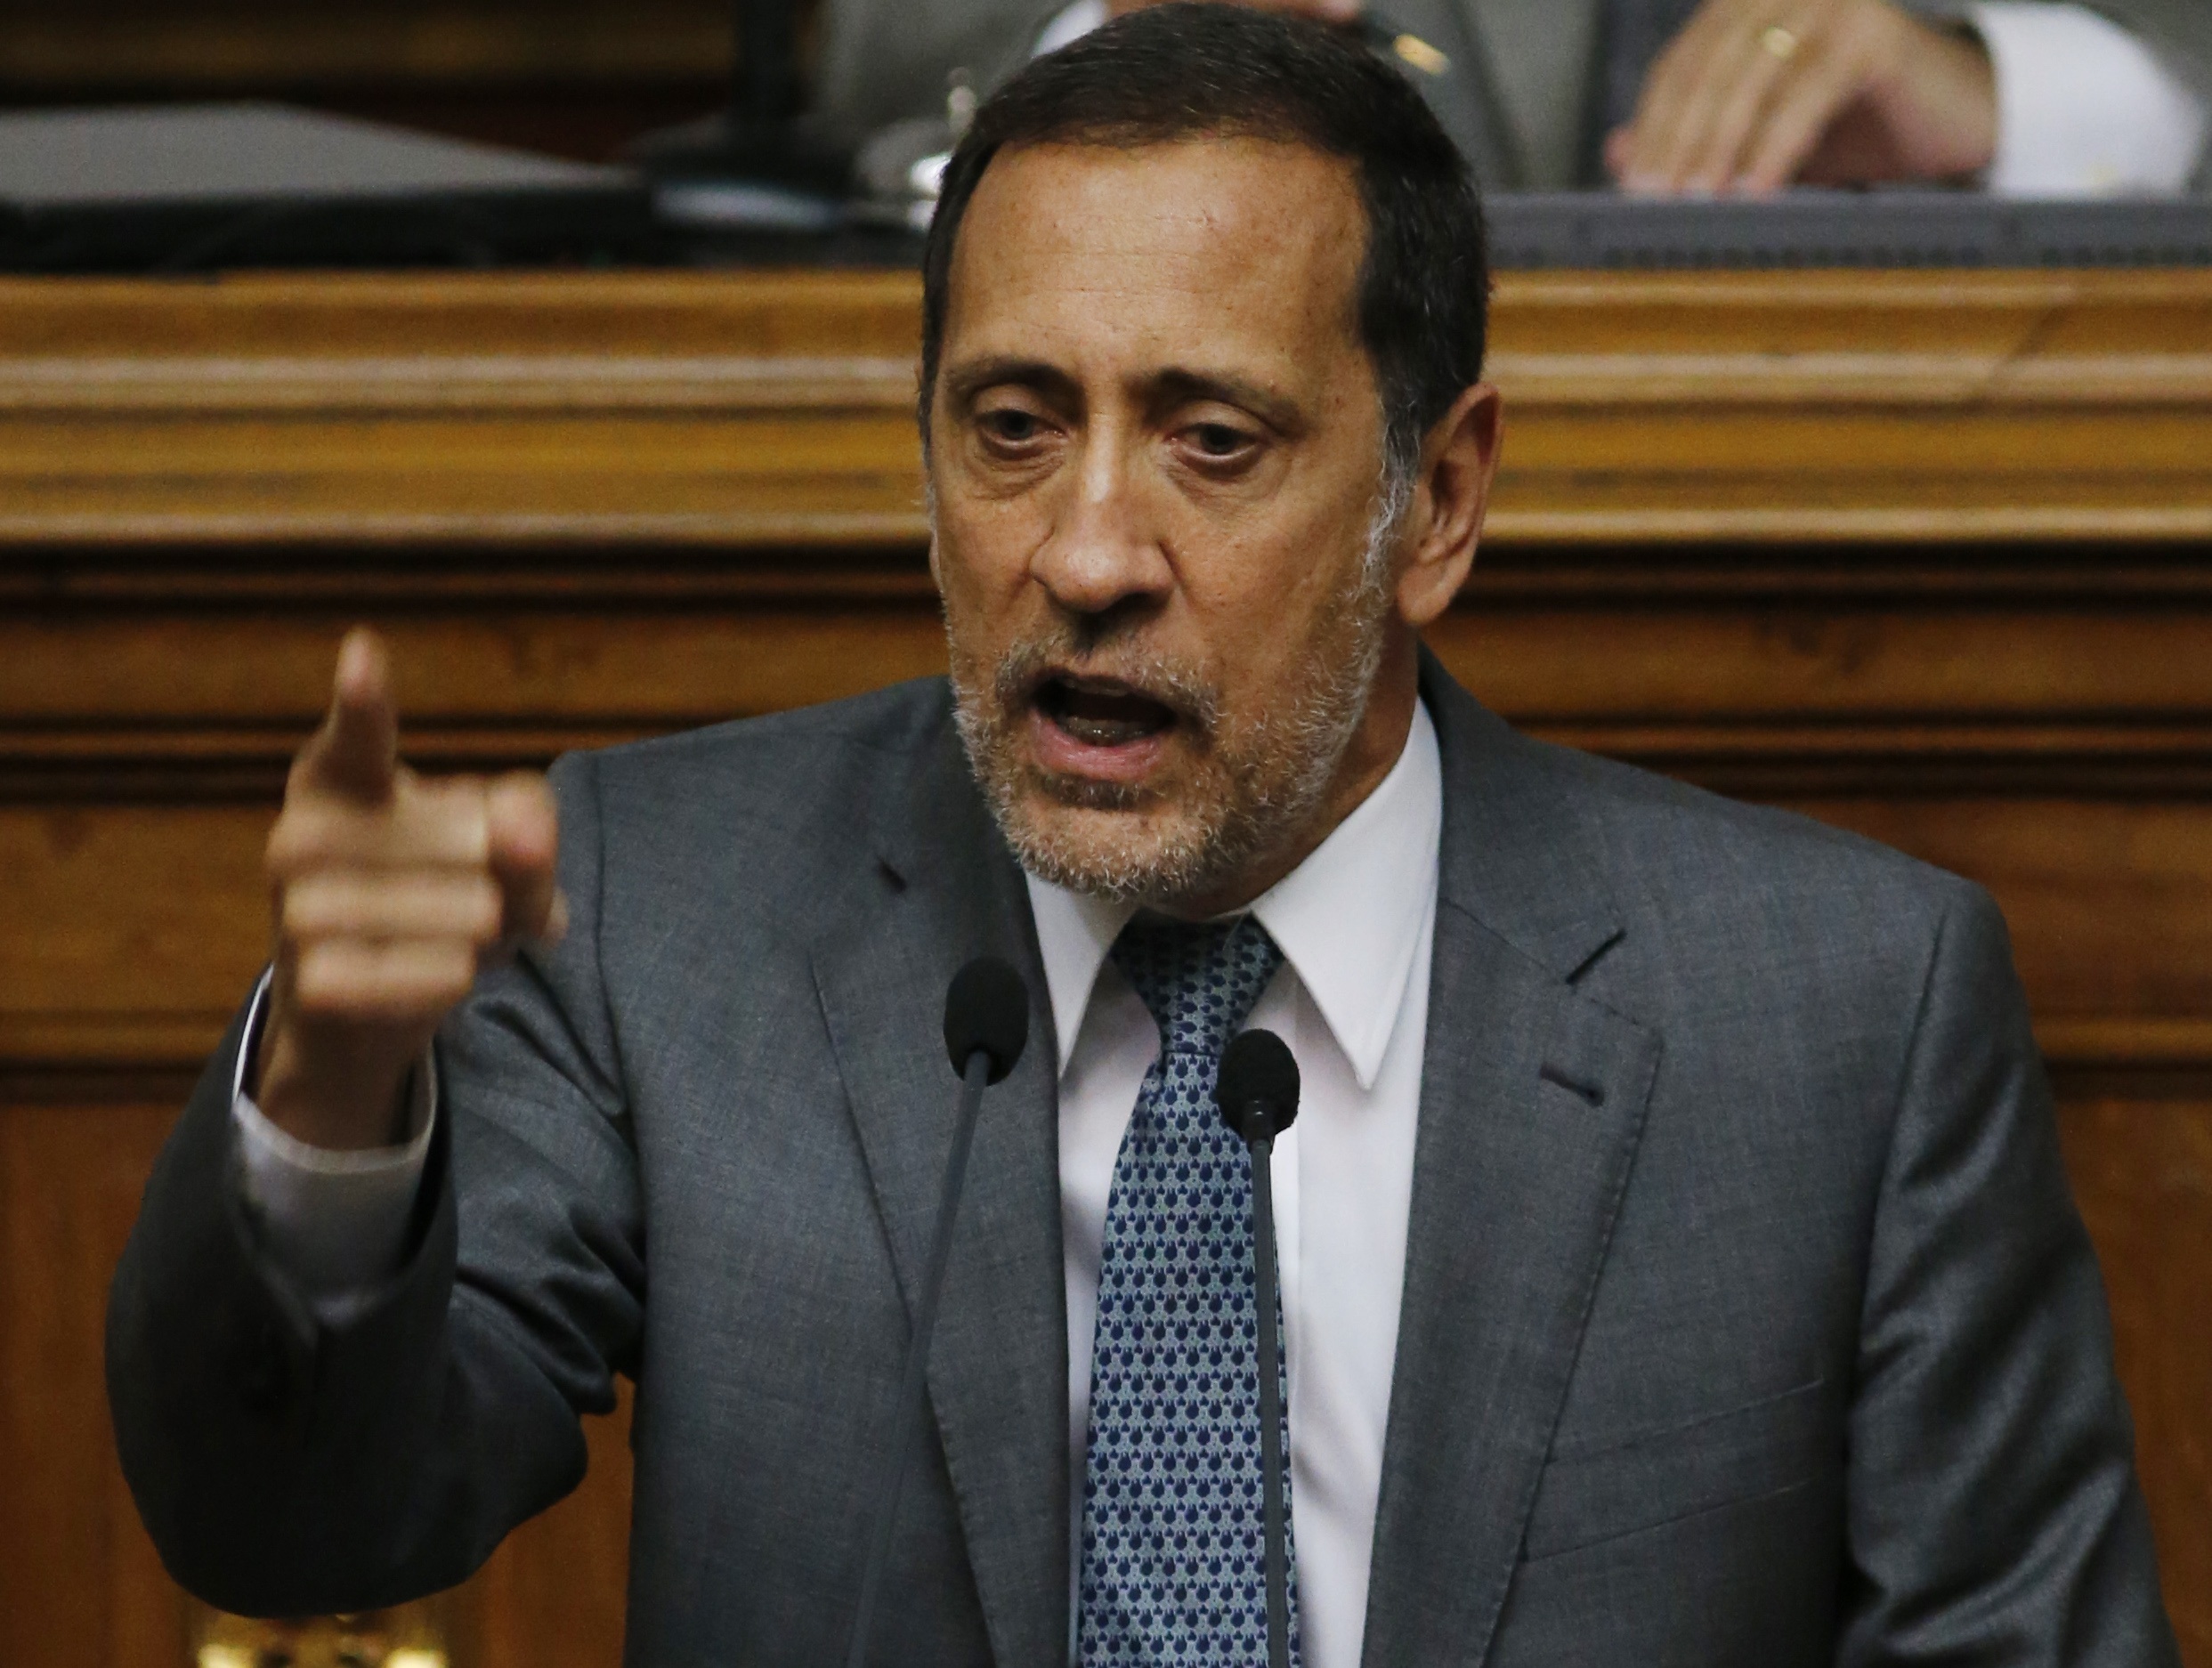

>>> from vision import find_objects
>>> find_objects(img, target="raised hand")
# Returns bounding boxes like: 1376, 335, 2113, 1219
252, 628, 565, 1150
1608, 0, 1997, 197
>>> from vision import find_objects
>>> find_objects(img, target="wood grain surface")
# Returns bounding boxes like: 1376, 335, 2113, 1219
5, 269, 2212, 546
2, 267, 2206, 1667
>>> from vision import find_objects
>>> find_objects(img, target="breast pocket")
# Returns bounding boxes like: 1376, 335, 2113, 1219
1521, 1377, 1835, 1563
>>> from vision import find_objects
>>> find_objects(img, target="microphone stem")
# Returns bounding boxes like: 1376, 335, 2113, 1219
1249, 1121, 1291, 1668
845, 1047, 993, 1668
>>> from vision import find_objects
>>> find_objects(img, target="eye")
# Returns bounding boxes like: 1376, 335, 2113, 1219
980, 407, 1045, 445
1176, 417, 1263, 471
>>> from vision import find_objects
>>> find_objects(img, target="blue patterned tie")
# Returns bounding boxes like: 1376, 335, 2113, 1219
1079, 913, 1299, 1667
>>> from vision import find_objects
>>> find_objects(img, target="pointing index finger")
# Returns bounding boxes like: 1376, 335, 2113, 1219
301, 628, 400, 803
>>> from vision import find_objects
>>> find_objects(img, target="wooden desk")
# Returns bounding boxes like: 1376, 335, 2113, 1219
4, 269, 2208, 1666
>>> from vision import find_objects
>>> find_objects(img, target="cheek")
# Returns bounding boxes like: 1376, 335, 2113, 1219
933, 511, 1019, 619
932, 513, 1041, 675
936, 469, 1056, 588
1184, 529, 1374, 709
1173, 509, 1366, 640
1177, 567, 1317, 709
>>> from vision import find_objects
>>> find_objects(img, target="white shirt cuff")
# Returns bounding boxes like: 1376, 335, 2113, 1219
1973, 1, 2210, 195
231, 970, 438, 1319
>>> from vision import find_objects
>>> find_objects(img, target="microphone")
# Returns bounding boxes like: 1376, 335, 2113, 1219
942, 957, 1030, 1088
1216, 1029, 1300, 1668
845, 957, 1029, 1668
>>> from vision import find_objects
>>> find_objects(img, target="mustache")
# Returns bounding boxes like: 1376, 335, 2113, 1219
991, 624, 1222, 741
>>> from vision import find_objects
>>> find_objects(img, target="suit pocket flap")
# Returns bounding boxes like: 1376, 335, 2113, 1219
1522, 1377, 1834, 1561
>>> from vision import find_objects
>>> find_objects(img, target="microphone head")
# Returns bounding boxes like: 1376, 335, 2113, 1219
1216, 1028, 1300, 1143
943, 956, 1031, 1084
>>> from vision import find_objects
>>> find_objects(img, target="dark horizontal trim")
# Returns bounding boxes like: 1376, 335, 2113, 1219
11, 544, 2212, 604
2048, 1064, 2212, 1101
8, 718, 2212, 803
1487, 192, 2212, 272
0, 1064, 201, 1105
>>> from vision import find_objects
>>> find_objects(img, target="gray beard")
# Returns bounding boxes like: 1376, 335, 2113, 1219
946, 475, 1406, 910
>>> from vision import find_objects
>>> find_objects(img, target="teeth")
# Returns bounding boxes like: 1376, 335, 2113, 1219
1039, 678, 1172, 748
1057, 708, 1159, 739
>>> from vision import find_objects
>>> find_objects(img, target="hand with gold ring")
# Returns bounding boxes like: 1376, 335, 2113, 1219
1605, 0, 1997, 197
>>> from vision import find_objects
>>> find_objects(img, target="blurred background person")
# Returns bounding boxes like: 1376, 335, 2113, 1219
809, 0, 2209, 194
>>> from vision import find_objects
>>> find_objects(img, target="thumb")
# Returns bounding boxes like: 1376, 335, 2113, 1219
299, 628, 400, 802
487, 772, 565, 943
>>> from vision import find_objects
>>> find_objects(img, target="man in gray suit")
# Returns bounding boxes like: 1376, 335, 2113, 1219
110, 9, 2176, 1664
813, 0, 2211, 192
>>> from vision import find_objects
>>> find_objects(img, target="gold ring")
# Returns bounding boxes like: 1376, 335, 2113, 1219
1759, 23, 1800, 60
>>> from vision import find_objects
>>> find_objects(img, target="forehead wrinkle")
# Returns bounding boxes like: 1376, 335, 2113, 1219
948, 136, 1366, 352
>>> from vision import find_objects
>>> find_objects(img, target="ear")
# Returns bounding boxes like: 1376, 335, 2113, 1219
1394, 383, 1502, 629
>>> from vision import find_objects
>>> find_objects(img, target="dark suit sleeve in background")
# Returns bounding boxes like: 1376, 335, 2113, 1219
1839, 883, 2180, 1664
105, 750, 640, 1618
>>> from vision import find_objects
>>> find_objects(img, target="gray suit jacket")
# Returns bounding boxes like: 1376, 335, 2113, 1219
811, 0, 2212, 190
109, 658, 2177, 1665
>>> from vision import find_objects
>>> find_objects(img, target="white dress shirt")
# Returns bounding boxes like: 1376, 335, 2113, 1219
1033, 0, 2209, 195
1032, 700, 1440, 1668
234, 701, 1444, 1668
231, 972, 435, 1324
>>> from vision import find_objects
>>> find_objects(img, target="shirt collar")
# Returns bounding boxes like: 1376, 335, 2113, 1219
1024, 700, 1443, 1089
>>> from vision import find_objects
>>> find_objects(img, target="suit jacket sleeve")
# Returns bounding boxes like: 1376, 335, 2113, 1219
105, 749, 642, 1617
1838, 883, 2179, 1664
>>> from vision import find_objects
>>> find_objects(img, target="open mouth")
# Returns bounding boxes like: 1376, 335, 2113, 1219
1025, 671, 1184, 783
1035, 675, 1179, 747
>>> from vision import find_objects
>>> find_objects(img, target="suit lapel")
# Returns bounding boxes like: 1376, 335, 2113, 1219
1360, 662, 1663, 1667
810, 703, 1069, 1667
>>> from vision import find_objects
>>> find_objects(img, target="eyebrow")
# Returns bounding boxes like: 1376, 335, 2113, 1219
942, 356, 1307, 435
1147, 368, 1305, 436
941, 356, 1081, 411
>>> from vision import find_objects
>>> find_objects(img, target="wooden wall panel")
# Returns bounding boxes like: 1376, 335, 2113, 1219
0, 1087, 639, 1668
1435, 604, 2212, 725
0, 1103, 189, 1668
0, 607, 946, 736
474, 1392, 635, 1668
2061, 1098, 2212, 1662
0, 808, 269, 1065
8, 789, 2210, 1080
12, 589, 2212, 733
1787, 799, 2212, 1025
6, 271, 2211, 547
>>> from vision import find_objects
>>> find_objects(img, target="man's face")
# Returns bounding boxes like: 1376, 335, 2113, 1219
928, 135, 1406, 911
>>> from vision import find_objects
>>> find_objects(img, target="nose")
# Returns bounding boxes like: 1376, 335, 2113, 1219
1027, 424, 1173, 619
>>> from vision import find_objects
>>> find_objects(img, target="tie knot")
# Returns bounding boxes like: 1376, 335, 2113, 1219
1110, 913, 1284, 1065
